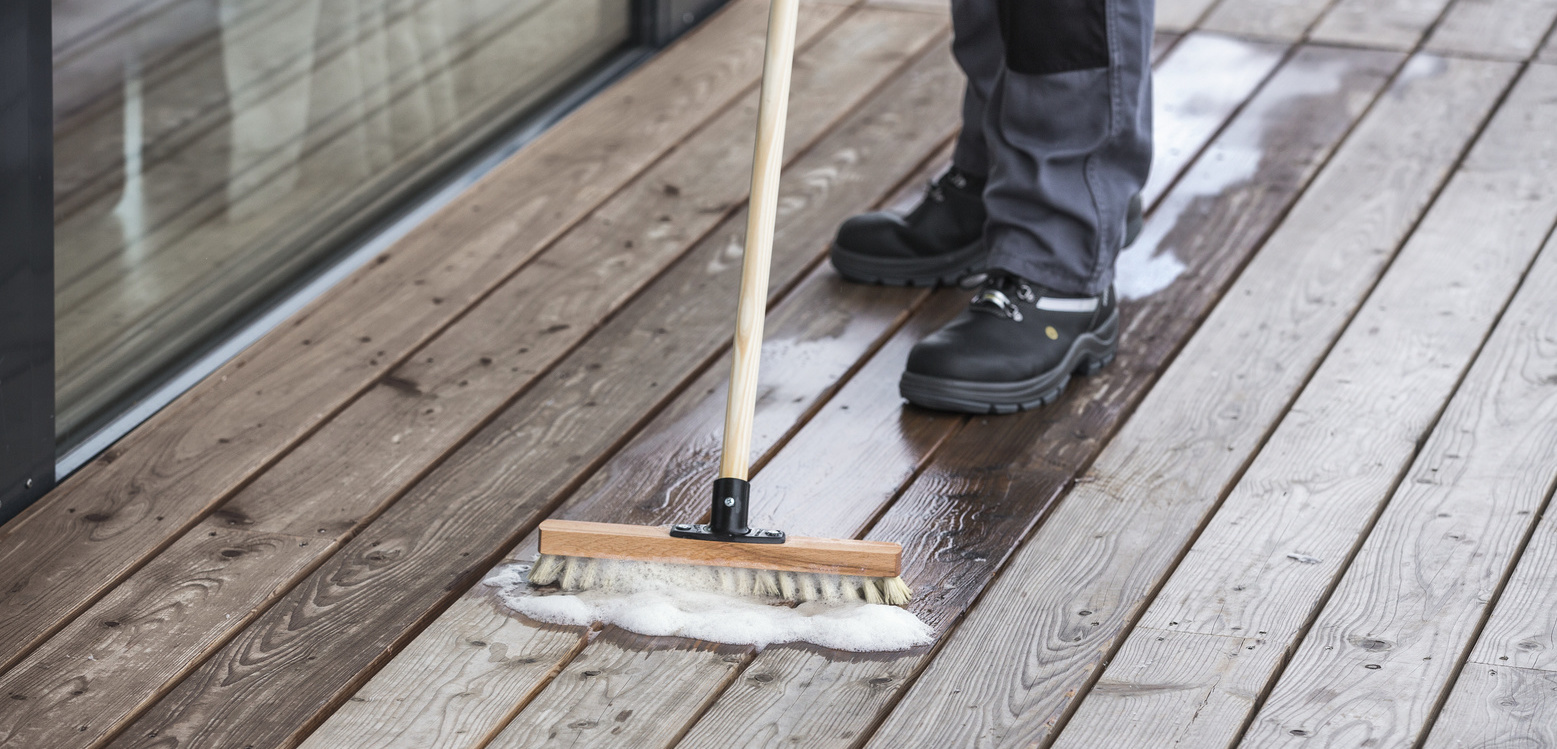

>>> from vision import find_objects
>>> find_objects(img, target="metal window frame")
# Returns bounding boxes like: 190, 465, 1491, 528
0, 0, 54, 525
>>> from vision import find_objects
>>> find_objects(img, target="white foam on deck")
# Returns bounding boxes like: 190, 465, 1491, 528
483, 562, 934, 652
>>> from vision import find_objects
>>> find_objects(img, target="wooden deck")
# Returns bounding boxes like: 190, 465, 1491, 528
4, 0, 1557, 745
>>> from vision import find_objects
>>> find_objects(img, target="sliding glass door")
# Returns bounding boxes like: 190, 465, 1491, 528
51, 0, 636, 445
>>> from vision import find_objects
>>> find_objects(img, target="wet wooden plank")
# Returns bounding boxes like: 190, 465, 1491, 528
859, 45, 1408, 749
0, 0, 840, 679
679, 45, 1403, 749
1056, 54, 1523, 749
0, 520, 317, 749
1240, 65, 1557, 748
1310, 0, 1455, 51
0, 13, 941, 747
401, 30, 1273, 749
1201, 0, 1336, 41
104, 38, 968, 749
1424, 0, 1557, 59
1425, 665, 1557, 748
484, 633, 749, 749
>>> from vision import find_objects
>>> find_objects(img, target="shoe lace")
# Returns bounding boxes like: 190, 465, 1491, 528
969, 274, 1035, 321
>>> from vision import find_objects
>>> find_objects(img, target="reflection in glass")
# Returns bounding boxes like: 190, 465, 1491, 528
53, 0, 631, 442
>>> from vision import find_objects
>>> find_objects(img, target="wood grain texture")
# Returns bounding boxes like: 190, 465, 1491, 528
0, 519, 316, 749
1310, 0, 1455, 50
482, 31, 1276, 749
537, 520, 903, 577
1056, 54, 1521, 749
1241, 66, 1557, 747
680, 45, 1401, 749
484, 630, 748, 749
861, 46, 1405, 749
295, 137, 958, 749
1201, 0, 1335, 40
1424, 664, 1557, 748
106, 40, 968, 749
1424, 0, 1557, 59
0, 0, 833, 676
0, 10, 928, 747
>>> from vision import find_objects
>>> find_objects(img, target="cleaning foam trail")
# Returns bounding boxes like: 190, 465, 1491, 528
483, 562, 934, 652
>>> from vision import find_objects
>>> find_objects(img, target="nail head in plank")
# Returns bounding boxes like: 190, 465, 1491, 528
106, 39, 968, 749
1242, 147, 1557, 744
680, 45, 1401, 749
861, 46, 1406, 749
1059, 54, 1523, 749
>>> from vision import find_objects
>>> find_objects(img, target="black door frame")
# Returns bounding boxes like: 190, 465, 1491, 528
0, 0, 54, 525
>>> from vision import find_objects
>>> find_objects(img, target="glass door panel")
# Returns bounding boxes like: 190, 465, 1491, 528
53, 0, 632, 443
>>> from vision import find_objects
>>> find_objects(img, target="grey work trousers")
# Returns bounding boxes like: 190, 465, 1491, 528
951, 0, 1154, 296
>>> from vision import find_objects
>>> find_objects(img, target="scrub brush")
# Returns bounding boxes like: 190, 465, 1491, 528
528, 0, 909, 606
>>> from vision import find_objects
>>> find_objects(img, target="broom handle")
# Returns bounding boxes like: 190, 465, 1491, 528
720, 0, 800, 481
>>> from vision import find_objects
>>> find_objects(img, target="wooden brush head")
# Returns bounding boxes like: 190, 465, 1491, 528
537, 519, 902, 578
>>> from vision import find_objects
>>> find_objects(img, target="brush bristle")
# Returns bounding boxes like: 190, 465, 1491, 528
527, 554, 912, 606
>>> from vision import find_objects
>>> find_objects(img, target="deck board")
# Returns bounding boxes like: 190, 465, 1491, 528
1423, 0, 1557, 59
1055, 53, 1521, 749
103, 31, 967, 749
7, 0, 1557, 743
862, 45, 1404, 749
691, 43, 1401, 749
1240, 63, 1557, 747
322, 30, 1277, 749
0, 8, 941, 746
0, 0, 833, 678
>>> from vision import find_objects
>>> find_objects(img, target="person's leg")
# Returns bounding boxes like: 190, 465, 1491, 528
982, 0, 1154, 296
949, 0, 1002, 179
825, 0, 1003, 287
898, 0, 1155, 414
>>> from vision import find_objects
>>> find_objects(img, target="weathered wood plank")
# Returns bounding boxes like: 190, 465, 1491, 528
1424, 0, 1557, 60
1240, 65, 1557, 748
1310, 0, 1455, 51
860, 44, 1413, 749
0, 0, 840, 676
1055, 54, 1523, 749
0, 9, 918, 746
433, 31, 1277, 749
1201, 0, 1335, 41
484, 632, 748, 749
0, 520, 317, 749
1424, 665, 1557, 748
106, 39, 968, 749
680, 45, 1402, 749
293, 129, 954, 748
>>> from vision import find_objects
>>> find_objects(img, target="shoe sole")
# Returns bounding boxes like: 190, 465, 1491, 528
898, 310, 1119, 414
829, 240, 987, 287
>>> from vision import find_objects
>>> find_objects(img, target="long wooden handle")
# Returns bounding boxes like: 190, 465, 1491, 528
720, 0, 800, 481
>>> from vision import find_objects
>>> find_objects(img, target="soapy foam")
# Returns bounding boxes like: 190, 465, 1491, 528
483, 562, 934, 652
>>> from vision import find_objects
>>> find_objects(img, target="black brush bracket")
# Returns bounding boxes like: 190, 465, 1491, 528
668, 477, 787, 544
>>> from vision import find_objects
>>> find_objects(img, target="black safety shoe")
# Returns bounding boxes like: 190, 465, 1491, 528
830, 167, 989, 286
900, 274, 1118, 414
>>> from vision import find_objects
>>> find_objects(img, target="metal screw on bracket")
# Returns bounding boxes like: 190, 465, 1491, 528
674, 524, 692, 531
24, 479, 32, 489
723, 497, 736, 507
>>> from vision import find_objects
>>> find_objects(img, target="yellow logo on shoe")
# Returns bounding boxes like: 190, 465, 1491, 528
1045, 326, 1059, 340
